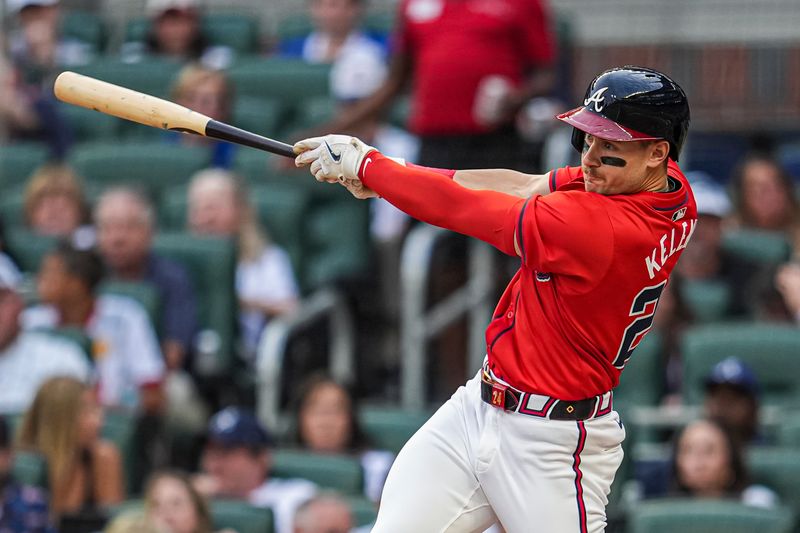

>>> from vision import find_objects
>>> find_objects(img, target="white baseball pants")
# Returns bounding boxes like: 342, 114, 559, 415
372, 371, 625, 533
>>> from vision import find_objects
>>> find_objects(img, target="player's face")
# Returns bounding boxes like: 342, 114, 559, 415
581, 135, 667, 195
675, 420, 733, 496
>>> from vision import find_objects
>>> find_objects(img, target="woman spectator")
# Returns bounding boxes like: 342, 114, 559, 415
169, 64, 236, 169
23, 163, 94, 247
291, 373, 393, 502
144, 470, 214, 533
16, 376, 125, 519
669, 418, 777, 508
187, 169, 299, 361
729, 154, 799, 247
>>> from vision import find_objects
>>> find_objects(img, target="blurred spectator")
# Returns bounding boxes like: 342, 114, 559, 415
95, 187, 199, 372
677, 174, 758, 316
0, 52, 41, 141
169, 64, 236, 169
144, 470, 212, 533
0, 256, 90, 414
323, 0, 556, 171
23, 164, 94, 247
121, 0, 232, 69
193, 407, 316, 533
729, 154, 799, 245
291, 374, 393, 502
668, 418, 776, 508
21, 241, 165, 414
187, 169, 299, 361
17, 376, 125, 518
775, 261, 800, 324
747, 263, 797, 323
278, 0, 388, 65
7, 0, 94, 86
0, 415, 57, 533
703, 357, 765, 445
293, 493, 353, 533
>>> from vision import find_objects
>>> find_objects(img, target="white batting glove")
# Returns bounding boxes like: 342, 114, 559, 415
294, 134, 377, 190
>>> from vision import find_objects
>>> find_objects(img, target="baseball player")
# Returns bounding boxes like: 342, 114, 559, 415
295, 66, 695, 532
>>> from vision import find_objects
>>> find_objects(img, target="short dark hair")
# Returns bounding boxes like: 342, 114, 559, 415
51, 240, 105, 291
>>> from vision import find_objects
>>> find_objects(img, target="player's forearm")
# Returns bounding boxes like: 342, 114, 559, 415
454, 168, 550, 198
360, 154, 522, 255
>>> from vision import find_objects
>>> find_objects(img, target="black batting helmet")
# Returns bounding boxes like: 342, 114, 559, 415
557, 66, 690, 161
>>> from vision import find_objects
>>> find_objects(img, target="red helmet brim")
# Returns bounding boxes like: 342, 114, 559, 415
556, 106, 661, 142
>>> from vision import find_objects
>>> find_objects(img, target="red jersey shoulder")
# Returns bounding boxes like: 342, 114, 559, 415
549, 166, 584, 192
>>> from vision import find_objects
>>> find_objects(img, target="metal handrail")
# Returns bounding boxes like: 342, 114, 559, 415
256, 287, 356, 430
399, 224, 496, 410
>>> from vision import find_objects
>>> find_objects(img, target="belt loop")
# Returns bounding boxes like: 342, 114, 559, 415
589, 395, 600, 419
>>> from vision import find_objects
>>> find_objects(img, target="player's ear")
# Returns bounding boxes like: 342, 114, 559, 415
646, 140, 670, 168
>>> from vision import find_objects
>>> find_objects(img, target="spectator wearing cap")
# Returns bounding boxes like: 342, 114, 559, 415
0, 415, 57, 533
194, 407, 317, 533
676, 173, 759, 317
121, 0, 232, 69
703, 357, 767, 445
0, 253, 90, 414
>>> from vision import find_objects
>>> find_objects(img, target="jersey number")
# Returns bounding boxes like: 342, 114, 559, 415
613, 281, 666, 369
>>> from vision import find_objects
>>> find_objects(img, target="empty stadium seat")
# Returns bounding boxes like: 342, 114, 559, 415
61, 10, 107, 55
232, 97, 285, 139
272, 449, 363, 495
227, 58, 331, 104
613, 330, 664, 413
152, 233, 237, 378
60, 103, 120, 142
68, 142, 211, 195
681, 279, 732, 323
4, 227, 57, 273
628, 499, 794, 533
0, 143, 49, 190
71, 57, 183, 99
721, 229, 791, 266
358, 406, 432, 454
681, 323, 800, 406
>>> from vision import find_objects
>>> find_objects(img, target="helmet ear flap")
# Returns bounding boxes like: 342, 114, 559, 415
571, 128, 586, 155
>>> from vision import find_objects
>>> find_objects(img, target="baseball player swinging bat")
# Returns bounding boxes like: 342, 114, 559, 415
53, 71, 295, 158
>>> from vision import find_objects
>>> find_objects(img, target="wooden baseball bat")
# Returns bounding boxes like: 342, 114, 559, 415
53, 71, 296, 158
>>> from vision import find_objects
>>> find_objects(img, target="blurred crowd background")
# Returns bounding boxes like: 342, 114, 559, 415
1, 0, 800, 532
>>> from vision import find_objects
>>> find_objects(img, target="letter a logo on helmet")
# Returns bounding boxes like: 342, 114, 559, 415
583, 87, 609, 113
557, 66, 690, 161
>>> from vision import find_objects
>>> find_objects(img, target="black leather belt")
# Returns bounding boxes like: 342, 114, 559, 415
480, 372, 603, 421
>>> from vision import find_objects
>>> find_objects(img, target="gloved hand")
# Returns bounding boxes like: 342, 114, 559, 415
294, 135, 378, 198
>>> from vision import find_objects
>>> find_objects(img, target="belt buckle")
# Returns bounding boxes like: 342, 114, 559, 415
490, 382, 507, 409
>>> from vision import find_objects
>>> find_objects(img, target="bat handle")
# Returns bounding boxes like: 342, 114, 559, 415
206, 120, 295, 158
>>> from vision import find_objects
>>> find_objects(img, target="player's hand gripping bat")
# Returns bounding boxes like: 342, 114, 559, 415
53, 71, 296, 158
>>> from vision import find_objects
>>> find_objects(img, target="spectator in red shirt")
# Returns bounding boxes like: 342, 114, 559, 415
324, 0, 557, 171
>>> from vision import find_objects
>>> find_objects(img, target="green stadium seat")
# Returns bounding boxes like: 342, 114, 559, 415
99, 280, 162, 336
722, 229, 791, 266
288, 97, 336, 136
11, 451, 48, 487
232, 97, 285, 139
272, 449, 363, 495
68, 142, 211, 195
0, 143, 49, 190
275, 11, 394, 42
71, 57, 183, 99
681, 323, 800, 406
346, 496, 378, 527
628, 499, 794, 533
101, 410, 139, 495
681, 279, 732, 323
228, 58, 331, 104
613, 330, 664, 413
0, 184, 27, 229
358, 406, 431, 454
61, 10, 107, 54
4, 227, 57, 273
152, 232, 237, 377
777, 414, 800, 447
203, 14, 260, 55
232, 150, 284, 183
60, 103, 119, 142
158, 183, 309, 275
748, 447, 800, 515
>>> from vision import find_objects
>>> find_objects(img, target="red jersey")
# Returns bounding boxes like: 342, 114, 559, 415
394, 0, 555, 135
486, 161, 697, 399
